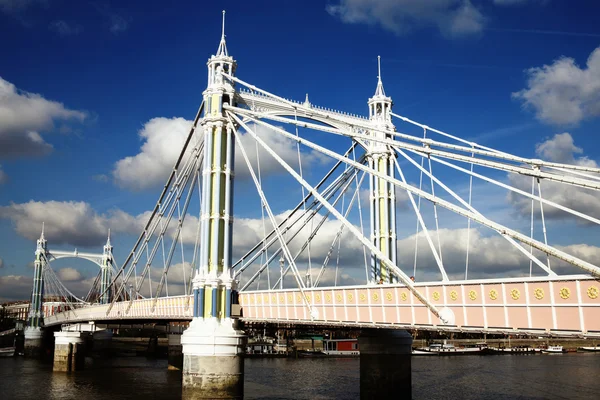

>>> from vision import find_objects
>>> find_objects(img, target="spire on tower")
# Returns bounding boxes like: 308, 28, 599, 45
374, 55, 386, 97
303, 93, 311, 107
216, 10, 229, 57
40, 222, 45, 241
106, 228, 112, 247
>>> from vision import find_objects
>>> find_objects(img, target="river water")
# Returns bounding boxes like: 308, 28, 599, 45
1, 354, 599, 399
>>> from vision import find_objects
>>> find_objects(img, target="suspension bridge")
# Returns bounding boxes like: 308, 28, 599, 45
20, 10, 600, 398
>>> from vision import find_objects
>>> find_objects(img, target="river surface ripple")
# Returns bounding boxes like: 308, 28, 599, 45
1, 353, 599, 399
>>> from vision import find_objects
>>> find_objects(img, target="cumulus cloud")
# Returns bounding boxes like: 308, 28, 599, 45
113, 117, 193, 190
0, 275, 32, 302
326, 0, 486, 38
49, 20, 82, 36
0, 200, 147, 247
507, 133, 600, 221
0, 165, 7, 184
0, 76, 87, 158
513, 46, 600, 125
113, 118, 327, 191
57, 267, 83, 282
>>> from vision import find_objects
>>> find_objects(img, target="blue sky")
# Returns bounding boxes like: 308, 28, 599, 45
1, 0, 600, 301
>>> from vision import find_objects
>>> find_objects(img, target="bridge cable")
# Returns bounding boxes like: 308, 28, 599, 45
529, 176, 535, 277
465, 146, 475, 280
397, 147, 556, 276
104, 101, 205, 313
229, 117, 316, 318
269, 164, 361, 289
228, 112, 446, 320
238, 112, 598, 277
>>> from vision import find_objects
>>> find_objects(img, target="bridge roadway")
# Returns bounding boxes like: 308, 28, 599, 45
43, 275, 600, 338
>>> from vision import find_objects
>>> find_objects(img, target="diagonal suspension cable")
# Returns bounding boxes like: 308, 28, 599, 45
233, 111, 600, 277
228, 111, 446, 321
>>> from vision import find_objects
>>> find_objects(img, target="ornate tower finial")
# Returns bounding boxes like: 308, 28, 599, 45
374, 55, 386, 97
303, 93, 311, 107
216, 10, 229, 57
36, 222, 47, 255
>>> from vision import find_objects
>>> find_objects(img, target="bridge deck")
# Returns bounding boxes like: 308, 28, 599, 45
43, 276, 600, 338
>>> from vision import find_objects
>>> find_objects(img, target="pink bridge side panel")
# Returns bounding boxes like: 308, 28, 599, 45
414, 306, 429, 325
530, 307, 552, 329
554, 282, 578, 304
357, 306, 370, 323
370, 306, 384, 323
504, 283, 526, 305
580, 282, 600, 305
449, 307, 464, 327
486, 307, 506, 328
555, 307, 581, 331
583, 308, 600, 331
384, 306, 397, 324
465, 307, 484, 327
507, 307, 528, 329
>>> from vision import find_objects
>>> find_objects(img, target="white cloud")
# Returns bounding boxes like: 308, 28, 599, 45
57, 267, 83, 282
0, 165, 7, 184
0, 200, 147, 247
49, 20, 82, 36
0, 76, 87, 158
326, 0, 485, 38
513, 46, 600, 125
113, 117, 193, 190
0, 275, 32, 302
113, 117, 327, 191
507, 133, 600, 221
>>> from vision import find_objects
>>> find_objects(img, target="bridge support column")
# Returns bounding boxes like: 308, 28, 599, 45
168, 333, 183, 370
53, 331, 86, 372
24, 326, 44, 357
181, 319, 246, 399
358, 329, 412, 399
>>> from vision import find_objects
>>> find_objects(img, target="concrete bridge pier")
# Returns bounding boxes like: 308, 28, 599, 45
168, 333, 183, 370
24, 327, 44, 357
358, 329, 412, 399
181, 319, 246, 399
53, 331, 86, 372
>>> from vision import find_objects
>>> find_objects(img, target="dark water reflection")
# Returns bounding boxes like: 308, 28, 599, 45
1, 354, 599, 399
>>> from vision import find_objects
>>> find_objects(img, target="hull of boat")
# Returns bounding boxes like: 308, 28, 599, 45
0, 347, 15, 357
579, 347, 600, 352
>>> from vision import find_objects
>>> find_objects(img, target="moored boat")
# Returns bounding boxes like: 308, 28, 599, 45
416, 342, 488, 355
488, 346, 541, 354
542, 345, 565, 354
322, 339, 359, 356
579, 346, 600, 352
0, 347, 15, 357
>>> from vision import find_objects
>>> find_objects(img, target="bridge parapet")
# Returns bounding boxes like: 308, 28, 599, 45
44, 296, 193, 327
239, 275, 600, 338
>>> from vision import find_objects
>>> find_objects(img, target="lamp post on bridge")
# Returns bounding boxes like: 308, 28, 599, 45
24, 225, 47, 357
180, 10, 246, 399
